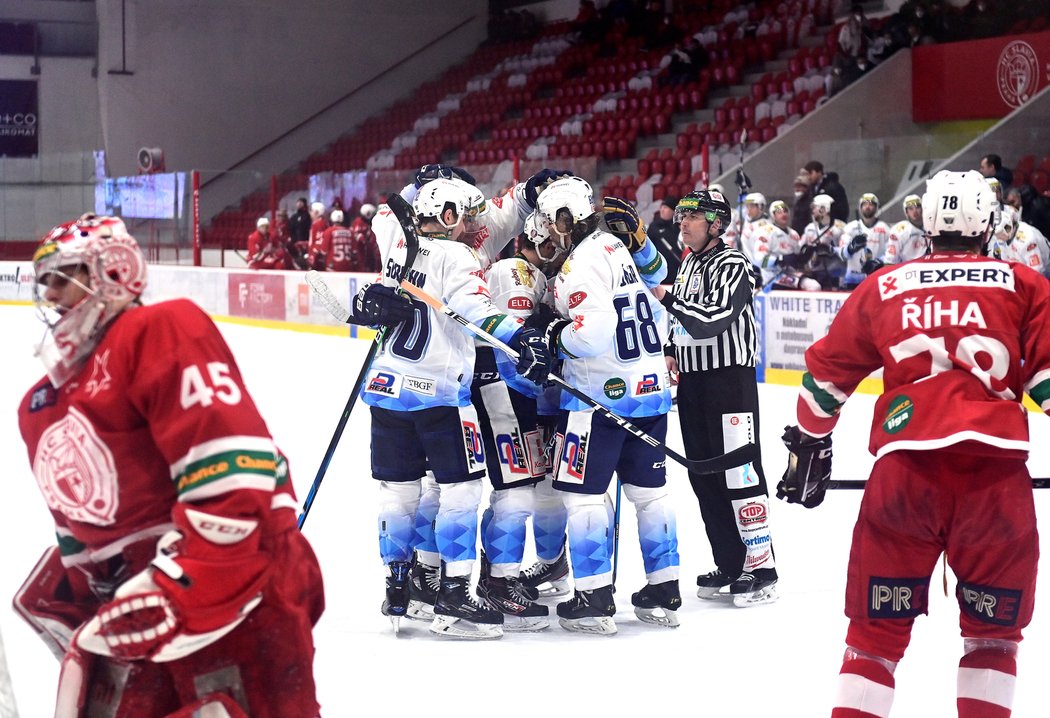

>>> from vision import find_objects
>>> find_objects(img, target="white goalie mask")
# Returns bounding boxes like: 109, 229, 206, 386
32, 215, 147, 387
994, 204, 1020, 243
535, 176, 594, 246
412, 177, 487, 239
921, 170, 995, 241
523, 210, 565, 269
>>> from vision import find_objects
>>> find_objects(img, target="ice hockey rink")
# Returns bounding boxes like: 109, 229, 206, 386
1, 303, 1049, 717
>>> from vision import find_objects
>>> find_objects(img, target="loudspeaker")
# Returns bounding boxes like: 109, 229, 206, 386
137, 147, 165, 174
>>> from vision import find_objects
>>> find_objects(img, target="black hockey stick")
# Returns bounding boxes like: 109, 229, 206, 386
399, 280, 758, 475
829, 478, 1050, 490
298, 194, 420, 529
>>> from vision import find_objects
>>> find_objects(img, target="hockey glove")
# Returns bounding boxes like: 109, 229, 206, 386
543, 318, 572, 359
524, 169, 574, 208
512, 326, 553, 384
523, 302, 557, 334
777, 425, 833, 509
414, 163, 477, 188
847, 233, 868, 255
352, 283, 415, 327
862, 257, 884, 274
602, 196, 648, 253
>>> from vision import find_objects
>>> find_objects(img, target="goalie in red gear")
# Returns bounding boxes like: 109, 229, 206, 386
781, 171, 1048, 717
14, 214, 325, 717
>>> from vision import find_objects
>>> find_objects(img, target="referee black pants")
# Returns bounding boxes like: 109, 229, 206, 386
676, 365, 768, 576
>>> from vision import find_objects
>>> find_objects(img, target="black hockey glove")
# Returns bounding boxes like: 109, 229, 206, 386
542, 318, 572, 359
414, 163, 477, 188
512, 327, 553, 384
524, 169, 574, 208
847, 233, 868, 255
862, 257, 884, 274
524, 302, 557, 334
776, 425, 833, 508
602, 196, 648, 253
351, 284, 415, 327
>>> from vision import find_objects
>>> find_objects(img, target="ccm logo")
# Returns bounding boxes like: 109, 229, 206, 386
508, 296, 534, 310
568, 291, 587, 308
185, 509, 258, 545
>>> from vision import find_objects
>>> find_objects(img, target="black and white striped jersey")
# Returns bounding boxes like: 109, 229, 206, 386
659, 241, 758, 372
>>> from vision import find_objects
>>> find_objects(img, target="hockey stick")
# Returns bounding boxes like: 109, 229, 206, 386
298, 194, 420, 529
829, 478, 1050, 490
399, 280, 758, 475
611, 478, 622, 591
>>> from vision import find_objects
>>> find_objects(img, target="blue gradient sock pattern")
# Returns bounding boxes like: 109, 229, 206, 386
637, 509, 680, 575
484, 507, 528, 567
567, 505, 611, 580
533, 504, 568, 561
378, 510, 415, 564
412, 488, 439, 553
435, 507, 479, 564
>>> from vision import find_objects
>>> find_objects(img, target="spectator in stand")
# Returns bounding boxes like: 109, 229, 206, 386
307, 201, 328, 271
288, 197, 311, 269
960, 0, 1007, 40
247, 217, 288, 270
647, 196, 683, 278
349, 203, 381, 273
803, 161, 849, 223
791, 172, 813, 236
640, 0, 678, 50
1016, 184, 1050, 239
660, 36, 709, 86
837, 2, 870, 60
571, 0, 603, 44
979, 153, 1013, 191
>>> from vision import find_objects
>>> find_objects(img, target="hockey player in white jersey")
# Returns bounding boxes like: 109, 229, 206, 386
530, 177, 682, 635
737, 192, 768, 265
347, 178, 553, 639
880, 194, 928, 267
750, 199, 803, 287
800, 194, 847, 289
988, 204, 1050, 277
837, 192, 890, 288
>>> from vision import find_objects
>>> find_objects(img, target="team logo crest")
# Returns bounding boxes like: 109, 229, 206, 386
997, 40, 1039, 108
33, 407, 119, 525
84, 350, 113, 399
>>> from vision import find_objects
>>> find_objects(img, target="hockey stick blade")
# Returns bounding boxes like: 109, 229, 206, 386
829, 477, 1050, 490
398, 280, 757, 476
306, 270, 351, 323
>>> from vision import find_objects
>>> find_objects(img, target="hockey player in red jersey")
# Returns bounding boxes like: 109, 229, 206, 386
778, 170, 1049, 717
14, 215, 324, 717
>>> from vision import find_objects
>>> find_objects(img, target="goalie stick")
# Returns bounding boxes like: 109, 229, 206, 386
298, 193, 420, 529
398, 280, 758, 476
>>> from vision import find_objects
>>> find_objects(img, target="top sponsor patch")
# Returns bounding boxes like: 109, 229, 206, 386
878, 261, 1014, 300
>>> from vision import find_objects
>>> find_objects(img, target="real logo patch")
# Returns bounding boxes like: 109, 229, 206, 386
604, 377, 627, 400
882, 395, 913, 434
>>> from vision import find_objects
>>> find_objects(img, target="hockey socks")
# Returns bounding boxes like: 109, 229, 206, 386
957, 639, 1017, 718
378, 481, 421, 564
481, 488, 531, 577
563, 493, 612, 591
832, 648, 896, 718
623, 484, 680, 583
434, 480, 482, 576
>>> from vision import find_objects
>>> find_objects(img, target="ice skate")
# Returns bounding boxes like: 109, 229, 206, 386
430, 574, 504, 640
730, 568, 779, 607
631, 580, 682, 628
407, 558, 440, 621
519, 544, 571, 598
556, 585, 617, 636
478, 574, 550, 632
695, 568, 735, 600
381, 561, 411, 635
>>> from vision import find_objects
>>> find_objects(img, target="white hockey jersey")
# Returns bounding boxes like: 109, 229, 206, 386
361, 205, 524, 411
486, 255, 550, 398
989, 219, 1050, 278
553, 230, 671, 417
838, 218, 890, 286
884, 219, 928, 264
749, 218, 801, 284
464, 185, 532, 271
738, 213, 768, 265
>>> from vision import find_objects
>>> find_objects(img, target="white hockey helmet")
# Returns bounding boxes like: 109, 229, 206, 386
413, 177, 487, 236
921, 169, 995, 240
32, 215, 147, 387
857, 192, 879, 212
256, 216, 270, 229
523, 210, 550, 247
769, 199, 789, 215
536, 176, 595, 232
310, 201, 325, 215
994, 204, 1020, 242
985, 176, 1002, 196
330, 209, 344, 224
902, 194, 922, 212
811, 194, 834, 210
360, 203, 377, 220
744, 192, 767, 207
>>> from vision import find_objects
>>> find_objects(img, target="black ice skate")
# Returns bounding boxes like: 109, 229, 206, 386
730, 568, 779, 607
631, 580, 682, 628
407, 557, 440, 621
381, 561, 411, 635
519, 542, 571, 597
478, 575, 550, 632
430, 573, 504, 640
556, 585, 617, 636
695, 568, 735, 600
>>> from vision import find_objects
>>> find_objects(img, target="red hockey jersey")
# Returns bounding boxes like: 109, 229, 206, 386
18, 299, 298, 580
798, 252, 1050, 459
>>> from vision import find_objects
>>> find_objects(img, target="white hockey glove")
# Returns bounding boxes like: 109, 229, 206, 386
776, 425, 833, 508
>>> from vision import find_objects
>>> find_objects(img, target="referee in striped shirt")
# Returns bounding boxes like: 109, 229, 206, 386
651, 189, 779, 606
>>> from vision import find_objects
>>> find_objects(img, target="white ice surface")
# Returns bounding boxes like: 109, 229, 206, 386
1, 304, 1049, 717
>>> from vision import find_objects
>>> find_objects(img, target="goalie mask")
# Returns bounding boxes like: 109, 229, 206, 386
535, 176, 595, 248
33, 214, 147, 387
412, 177, 487, 240
523, 210, 565, 270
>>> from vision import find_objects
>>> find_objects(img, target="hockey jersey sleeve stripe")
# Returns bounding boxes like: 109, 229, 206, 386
797, 393, 837, 438
632, 240, 668, 287
169, 435, 278, 479
173, 448, 279, 497
801, 371, 848, 416
1025, 369, 1050, 409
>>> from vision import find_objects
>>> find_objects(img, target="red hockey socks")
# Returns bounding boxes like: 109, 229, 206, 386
831, 649, 896, 718
957, 641, 1017, 718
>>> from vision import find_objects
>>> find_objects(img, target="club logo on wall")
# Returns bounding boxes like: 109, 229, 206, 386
997, 40, 1039, 108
